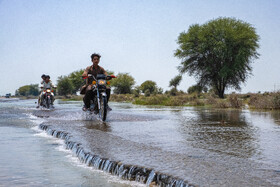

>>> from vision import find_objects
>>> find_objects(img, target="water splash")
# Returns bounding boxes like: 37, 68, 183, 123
39, 124, 193, 187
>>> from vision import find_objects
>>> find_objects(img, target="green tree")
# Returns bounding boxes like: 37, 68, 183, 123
157, 87, 163, 94
175, 17, 259, 98
17, 85, 29, 96
169, 75, 182, 90
144, 89, 150, 97
187, 84, 203, 94
57, 76, 74, 96
68, 69, 85, 94
132, 86, 141, 97
29, 84, 40, 96
111, 73, 135, 94
17, 84, 39, 96
140, 80, 157, 94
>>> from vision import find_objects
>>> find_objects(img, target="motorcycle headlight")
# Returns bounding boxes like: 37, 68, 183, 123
98, 80, 106, 85
46, 89, 51, 93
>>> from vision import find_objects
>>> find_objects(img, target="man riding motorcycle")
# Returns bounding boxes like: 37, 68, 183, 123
38, 75, 55, 107
36, 74, 46, 108
81, 53, 111, 111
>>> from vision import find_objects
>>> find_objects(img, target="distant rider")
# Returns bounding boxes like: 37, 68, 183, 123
39, 75, 56, 107
81, 53, 111, 111
36, 74, 46, 108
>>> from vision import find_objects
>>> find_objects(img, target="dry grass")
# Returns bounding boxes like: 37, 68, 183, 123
248, 92, 280, 110
205, 94, 244, 108
228, 94, 243, 108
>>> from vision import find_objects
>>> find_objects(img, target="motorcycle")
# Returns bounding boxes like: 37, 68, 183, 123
41, 88, 55, 109
83, 74, 116, 121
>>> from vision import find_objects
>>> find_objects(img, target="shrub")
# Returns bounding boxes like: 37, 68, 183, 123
165, 97, 184, 106
144, 90, 151, 97
273, 92, 280, 109
206, 95, 218, 105
187, 84, 203, 94
228, 94, 243, 108
189, 99, 205, 106
169, 88, 177, 96
248, 94, 273, 109
214, 99, 230, 108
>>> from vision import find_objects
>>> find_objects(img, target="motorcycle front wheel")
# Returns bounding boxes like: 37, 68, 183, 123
46, 96, 51, 109
99, 96, 107, 121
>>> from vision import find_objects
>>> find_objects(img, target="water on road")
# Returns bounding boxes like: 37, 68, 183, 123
1, 98, 280, 186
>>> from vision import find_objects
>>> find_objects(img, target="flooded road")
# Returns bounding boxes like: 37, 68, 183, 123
1, 99, 280, 186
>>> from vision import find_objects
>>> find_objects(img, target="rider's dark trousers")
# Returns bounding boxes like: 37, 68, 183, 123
83, 86, 111, 108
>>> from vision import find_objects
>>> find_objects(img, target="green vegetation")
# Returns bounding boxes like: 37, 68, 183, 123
15, 84, 39, 96
169, 75, 182, 91
57, 76, 74, 96
16, 17, 277, 111
140, 80, 157, 94
56, 69, 85, 96
248, 92, 280, 109
132, 86, 141, 97
175, 17, 260, 98
110, 92, 280, 110
68, 69, 85, 93
139, 80, 162, 96
110, 73, 135, 94
187, 84, 203, 94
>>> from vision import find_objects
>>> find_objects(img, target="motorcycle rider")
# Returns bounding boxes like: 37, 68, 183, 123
39, 75, 56, 107
81, 53, 111, 111
36, 74, 46, 108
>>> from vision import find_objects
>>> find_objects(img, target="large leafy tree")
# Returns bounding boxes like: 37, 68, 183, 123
140, 80, 157, 94
175, 17, 259, 98
111, 73, 135, 94
17, 84, 39, 96
68, 69, 85, 94
57, 76, 74, 96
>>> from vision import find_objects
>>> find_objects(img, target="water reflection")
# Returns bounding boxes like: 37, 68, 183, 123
250, 110, 280, 122
83, 121, 112, 132
271, 111, 280, 125
176, 109, 259, 158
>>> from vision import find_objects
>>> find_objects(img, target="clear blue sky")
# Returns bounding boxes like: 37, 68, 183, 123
1, 0, 280, 95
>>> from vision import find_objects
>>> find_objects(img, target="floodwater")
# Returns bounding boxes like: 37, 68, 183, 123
0, 98, 280, 186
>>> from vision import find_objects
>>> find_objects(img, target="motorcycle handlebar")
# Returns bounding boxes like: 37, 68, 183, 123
83, 74, 117, 80
40, 87, 56, 89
